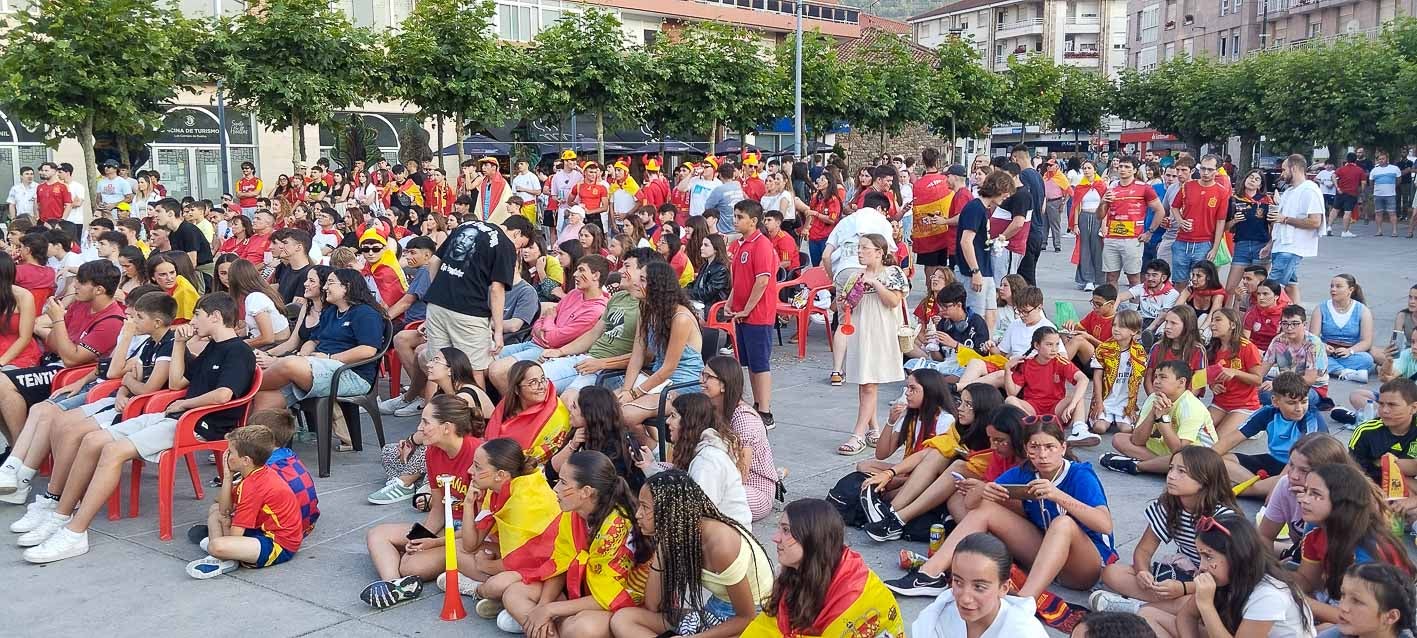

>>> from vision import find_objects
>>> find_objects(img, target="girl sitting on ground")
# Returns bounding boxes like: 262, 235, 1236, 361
1139, 513, 1315, 638
1255, 433, 1354, 556
1205, 308, 1265, 438
548, 385, 646, 494
1146, 305, 1208, 396
447, 438, 560, 593
912, 532, 1049, 638
1329, 563, 1417, 638
702, 355, 780, 522
1093, 446, 1238, 613
1176, 260, 1227, 335
1088, 309, 1149, 437
484, 360, 572, 466
959, 284, 1056, 389
991, 274, 1030, 344
1003, 326, 1093, 445
634, 393, 750, 527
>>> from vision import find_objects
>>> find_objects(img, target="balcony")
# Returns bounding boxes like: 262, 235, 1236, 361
1281, 0, 1358, 16
1063, 50, 1101, 66
1065, 15, 1102, 32
996, 17, 1044, 37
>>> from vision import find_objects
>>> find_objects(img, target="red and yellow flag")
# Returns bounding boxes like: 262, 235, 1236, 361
742, 549, 903, 638
486, 385, 573, 466
476, 472, 561, 579
1381, 453, 1410, 500
519, 509, 647, 611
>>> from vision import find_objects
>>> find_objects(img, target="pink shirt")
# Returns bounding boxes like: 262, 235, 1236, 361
532, 289, 608, 349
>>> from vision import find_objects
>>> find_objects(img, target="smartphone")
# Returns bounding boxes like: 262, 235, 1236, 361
626, 431, 643, 462
949, 472, 965, 482
406, 522, 437, 541
1394, 330, 1409, 352
998, 483, 1035, 500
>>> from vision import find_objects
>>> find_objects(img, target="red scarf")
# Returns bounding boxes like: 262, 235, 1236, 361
774, 548, 869, 636
486, 380, 560, 449
1142, 281, 1175, 302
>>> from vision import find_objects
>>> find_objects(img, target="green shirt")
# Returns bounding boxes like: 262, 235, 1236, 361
587, 291, 640, 359
1138, 390, 1217, 447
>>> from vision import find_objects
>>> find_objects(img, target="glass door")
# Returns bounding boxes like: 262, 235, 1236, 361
0, 147, 15, 220
194, 148, 224, 202
154, 147, 192, 200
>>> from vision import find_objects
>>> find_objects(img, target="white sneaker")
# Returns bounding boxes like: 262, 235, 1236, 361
1341, 230, 1357, 238
497, 609, 525, 634
23, 526, 88, 563
1090, 590, 1143, 614
392, 397, 427, 418
436, 571, 482, 597
199, 536, 209, 552
378, 395, 416, 415
1083, 282, 1096, 292
1337, 369, 1369, 383
17, 511, 69, 546
1066, 421, 1101, 447
0, 466, 17, 494
10, 496, 55, 532
186, 555, 239, 579
0, 483, 29, 505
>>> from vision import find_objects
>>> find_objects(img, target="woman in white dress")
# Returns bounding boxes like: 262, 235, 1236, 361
838, 233, 909, 456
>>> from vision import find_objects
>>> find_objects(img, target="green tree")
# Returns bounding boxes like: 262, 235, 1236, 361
1114, 56, 1229, 153
527, 9, 649, 164
1050, 66, 1112, 153
776, 30, 852, 143
842, 36, 931, 149
0, 0, 199, 198
1258, 38, 1392, 157
645, 22, 785, 148
209, 0, 382, 167
925, 38, 1004, 161
386, 0, 525, 167
998, 54, 1063, 143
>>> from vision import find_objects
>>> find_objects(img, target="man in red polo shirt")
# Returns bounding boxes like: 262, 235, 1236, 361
1169, 153, 1230, 288
35, 162, 71, 224
1330, 152, 1367, 237
729, 199, 777, 427
1098, 156, 1164, 286
569, 162, 609, 230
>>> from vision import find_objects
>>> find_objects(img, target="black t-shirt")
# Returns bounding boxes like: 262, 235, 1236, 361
1000, 187, 1033, 240
187, 336, 258, 440
954, 199, 993, 278
134, 331, 176, 381
170, 221, 213, 266
273, 263, 313, 305
425, 221, 516, 318
936, 311, 991, 351
1349, 419, 1417, 482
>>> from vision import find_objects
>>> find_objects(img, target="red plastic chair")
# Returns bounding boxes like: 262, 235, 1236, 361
119, 368, 263, 540
49, 363, 99, 391
773, 266, 834, 359
703, 301, 738, 355
384, 320, 424, 394
99, 381, 203, 521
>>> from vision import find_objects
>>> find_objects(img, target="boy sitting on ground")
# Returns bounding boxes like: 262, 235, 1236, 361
248, 410, 318, 536
1347, 378, 1417, 487
1116, 259, 1179, 348
187, 424, 303, 579
1213, 372, 1325, 498
903, 282, 990, 381
1100, 360, 1217, 475
1063, 284, 1117, 367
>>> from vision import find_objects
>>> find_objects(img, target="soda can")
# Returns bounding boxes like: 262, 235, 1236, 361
928, 523, 946, 556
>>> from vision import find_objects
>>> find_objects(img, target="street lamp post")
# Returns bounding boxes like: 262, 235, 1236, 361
793, 0, 803, 161
216, 79, 231, 199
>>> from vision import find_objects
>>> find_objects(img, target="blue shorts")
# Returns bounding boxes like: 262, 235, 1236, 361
735, 323, 774, 374
1269, 252, 1303, 286
1374, 195, 1398, 213
1231, 239, 1266, 265
242, 528, 294, 568
48, 380, 102, 410
1170, 240, 1212, 285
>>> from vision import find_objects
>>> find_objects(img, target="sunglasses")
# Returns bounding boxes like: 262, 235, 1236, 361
1196, 515, 1232, 537
359, 245, 382, 253
1021, 414, 1060, 426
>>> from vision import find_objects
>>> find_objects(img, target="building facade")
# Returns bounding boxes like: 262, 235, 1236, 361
909, 0, 1130, 76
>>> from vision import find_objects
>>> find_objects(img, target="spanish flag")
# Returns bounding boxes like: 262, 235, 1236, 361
1381, 453, 1410, 500
742, 548, 904, 638
476, 472, 561, 579
485, 383, 573, 466
520, 509, 647, 611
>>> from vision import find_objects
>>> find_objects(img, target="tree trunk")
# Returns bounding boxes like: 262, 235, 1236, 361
880, 128, 887, 157
455, 113, 466, 167
436, 115, 445, 173
291, 112, 305, 170
950, 117, 957, 164
1239, 138, 1256, 174
79, 113, 97, 223
709, 119, 719, 155
1328, 143, 1343, 164
596, 110, 605, 166
117, 136, 131, 170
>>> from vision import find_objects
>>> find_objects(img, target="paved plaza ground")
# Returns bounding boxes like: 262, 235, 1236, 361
3, 230, 1413, 637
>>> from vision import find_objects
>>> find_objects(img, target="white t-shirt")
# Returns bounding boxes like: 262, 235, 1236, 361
7, 182, 36, 217
824, 206, 896, 274
760, 192, 795, 220
1242, 576, 1315, 638
1274, 179, 1324, 258
998, 316, 1056, 358
1314, 169, 1336, 195
243, 291, 290, 341
65, 179, 87, 223
1126, 283, 1181, 321
96, 176, 134, 205
1370, 164, 1401, 197
1100, 349, 1135, 416
913, 590, 1049, 638
511, 171, 540, 199
688, 178, 719, 217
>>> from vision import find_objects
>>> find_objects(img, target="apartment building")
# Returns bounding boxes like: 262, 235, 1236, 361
908, 0, 1130, 76
1254, 0, 1412, 51
19, 0, 880, 204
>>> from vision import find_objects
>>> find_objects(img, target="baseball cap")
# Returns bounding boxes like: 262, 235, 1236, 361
945, 164, 967, 177
101, 159, 119, 168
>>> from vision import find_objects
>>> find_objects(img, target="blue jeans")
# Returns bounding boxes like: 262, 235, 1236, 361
809, 239, 827, 267
1170, 240, 1212, 285
1270, 252, 1303, 286
541, 353, 598, 394
499, 341, 545, 362
1327, 351, 1376, 375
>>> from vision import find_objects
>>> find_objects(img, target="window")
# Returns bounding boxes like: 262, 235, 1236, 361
1220, 0, 1229, 15
1308, 22, 1321, 37
921, 21, 933, 38
961, 19, 969, 29
498, 3, 533, 41
1135, 10, 1143, 39
1164, 42, 1176, 59
1219, 33, 1227, 57
1140, 5, 1160, 42
343, 0, 392, 30
1231, 31, 1240, 58
644, 29, 657, 46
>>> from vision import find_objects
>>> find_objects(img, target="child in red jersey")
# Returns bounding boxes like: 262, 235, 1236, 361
187, 425, 303, 579
1004, 326, 1092, 438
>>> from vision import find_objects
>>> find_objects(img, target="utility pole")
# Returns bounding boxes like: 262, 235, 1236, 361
794, 0, 803, 160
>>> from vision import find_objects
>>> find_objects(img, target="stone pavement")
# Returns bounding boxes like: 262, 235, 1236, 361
2, 231, 1412, 637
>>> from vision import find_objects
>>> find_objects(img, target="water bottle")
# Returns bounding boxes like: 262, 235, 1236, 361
1359, 399, 1378, 424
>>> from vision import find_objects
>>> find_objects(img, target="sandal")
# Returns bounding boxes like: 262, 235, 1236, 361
864, 429, 881, 447
837, 434, 866, 456
830, 371, 844, 386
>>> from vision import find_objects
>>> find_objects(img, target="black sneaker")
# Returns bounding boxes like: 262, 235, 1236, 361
883, 569, 949, 597
864, 512, 905, 542
1099, 452, 1139, 475
755, 404, 776, 430
860, 486, 888, 525
1330, 408, 1357, 426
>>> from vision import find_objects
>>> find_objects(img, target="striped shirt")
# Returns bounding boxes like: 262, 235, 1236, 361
1145, 500, 1234, 564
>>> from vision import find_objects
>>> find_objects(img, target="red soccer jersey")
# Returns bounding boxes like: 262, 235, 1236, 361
807, 194, 842, 242
36, 182, 71, 222
1173, 181, 1230, 243
730, 231, 778, 326
1102, 181, 1159, 239
910, 172, 955, 255
767, 230, 799, 270
638, 177, 671, 210
1209, 340, 1263, 411
741, 176, 765, 202
1080, 310, 1115, 343
236, 176, 263, 208
1243, 305, 1284, 352
232, 465, 304, 553
1011, 356, 1081, 417
426, 434, 481, 519
574, 182, 608, 213
1335, 163, 1367, 195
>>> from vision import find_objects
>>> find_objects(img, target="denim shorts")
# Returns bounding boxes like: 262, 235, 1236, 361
281, 356, 373, 405
1231, 239, 1266, 265
1374, 195, 1398, 213
1269, 251, 1303, 286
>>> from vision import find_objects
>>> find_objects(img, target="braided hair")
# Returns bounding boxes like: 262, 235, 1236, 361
645, 470, 767, 625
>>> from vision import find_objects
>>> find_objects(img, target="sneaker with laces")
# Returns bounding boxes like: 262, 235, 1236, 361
1330, 408, 1357, 426
368, 479, 418, 505
436, 571, 482, 597
883, 569, 949, 597
864, 512, 905, 542
1337, 369, 1369, 383
10, 496, 56, 532
378, 394, 417, 415
1100, 452, 1140, 475
1065, 422, 1101, 447
17, 511, 69, 546
1341, 230, 1357, 238
860, 486, 888, 525
497, 609, 525, 633
23, 526, 87, 563
0, 482, 30, 505
187, 555, 239, 579
1089, 590, 1144, 614
360, 575, 424, 610
476, 597, 505, 619
393, 397, 427, 418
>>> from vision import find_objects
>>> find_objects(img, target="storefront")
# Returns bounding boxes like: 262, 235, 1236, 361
0, 110, 53, 206
145, 105, 258, 202
1119, 129, 1185, 155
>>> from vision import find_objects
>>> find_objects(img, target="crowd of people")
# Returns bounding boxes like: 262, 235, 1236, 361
0, 142, 1413, 638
